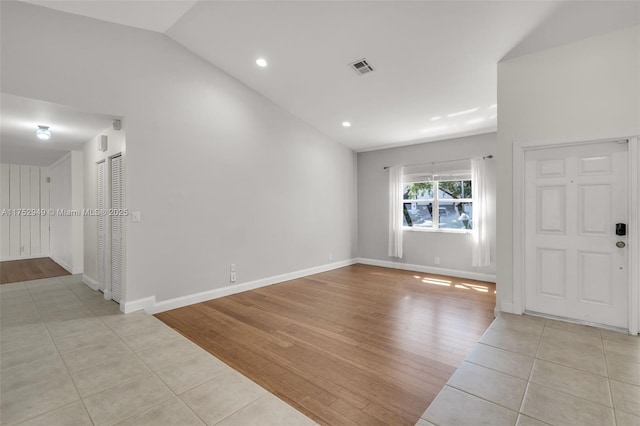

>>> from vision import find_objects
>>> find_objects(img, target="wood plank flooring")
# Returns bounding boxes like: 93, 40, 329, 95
0, 257, 70, 284
156, 264, 496, 426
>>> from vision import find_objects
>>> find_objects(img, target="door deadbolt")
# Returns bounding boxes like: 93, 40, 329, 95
616, 241, 626, 248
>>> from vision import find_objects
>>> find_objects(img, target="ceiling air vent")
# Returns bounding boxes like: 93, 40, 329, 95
349, 58, 374, 76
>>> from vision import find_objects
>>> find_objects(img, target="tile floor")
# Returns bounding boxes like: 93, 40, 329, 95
3, 276, 639, 426
0, 275, 316, 426
419, 313, 640, 426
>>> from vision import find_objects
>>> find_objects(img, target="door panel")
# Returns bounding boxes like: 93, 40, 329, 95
525, 141, 628, 328
537, 186, 565, 233
537, 248, 565, 297
111, 155, 123, 303
578, 185, 609, 235
97, 161, 106, 291
578, 251, 611, 305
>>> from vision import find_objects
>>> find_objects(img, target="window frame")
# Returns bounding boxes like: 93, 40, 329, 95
403, 179, 473, 233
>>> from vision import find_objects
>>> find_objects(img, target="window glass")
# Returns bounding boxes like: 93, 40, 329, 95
403, 179, 473, 230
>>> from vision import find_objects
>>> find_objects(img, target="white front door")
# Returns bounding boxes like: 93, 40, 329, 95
524, 141, 628, 328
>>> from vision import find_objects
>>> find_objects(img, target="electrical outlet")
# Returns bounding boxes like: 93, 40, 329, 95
230, 264, 236, 272
230, 272, 237, 283
434, 257, 440, 265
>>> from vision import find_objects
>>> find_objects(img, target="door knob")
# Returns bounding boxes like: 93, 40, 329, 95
616, 241, 626, 248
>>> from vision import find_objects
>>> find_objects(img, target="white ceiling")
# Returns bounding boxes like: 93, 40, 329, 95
12, 1, 640, 152
1, 94, 116, 166
22, 0, 198, 33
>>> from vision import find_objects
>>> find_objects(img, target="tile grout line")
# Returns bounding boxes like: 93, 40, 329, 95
486, 316, 629, 425
513, 317, 547, 421
51, 277, 99, 426
209, 392, 269, 426
522, 380, 617, 411
601, 329, 619, 426
93, 308, 213, 425
492, 316, 620, 422
150, 316, 319, 425
21, 276, 96, 426
444, 379, 523, 415
482, 325, 613, 379
21, 276, 171, 425
60, 280, 183, 425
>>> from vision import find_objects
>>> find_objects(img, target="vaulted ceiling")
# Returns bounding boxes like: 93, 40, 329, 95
14, 1, 640, 151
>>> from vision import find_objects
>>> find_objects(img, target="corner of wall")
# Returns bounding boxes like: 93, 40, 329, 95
123, 259, 358, 315
82, 274, 99, 291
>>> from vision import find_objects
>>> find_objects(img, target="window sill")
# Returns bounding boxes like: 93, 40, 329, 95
403, 226, 472, 234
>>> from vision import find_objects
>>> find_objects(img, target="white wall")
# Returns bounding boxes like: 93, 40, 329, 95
357, 132, 497, 279
497, 25, 640, 312
70, 151, 84, 274
83, 128, 126, 288
48, 155, 72, 270
48, 151, 84, 273
0, 2, 357, 306
0, 163, 49, 260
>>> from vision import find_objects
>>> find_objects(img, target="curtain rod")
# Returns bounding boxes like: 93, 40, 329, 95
383, 155, 493, 170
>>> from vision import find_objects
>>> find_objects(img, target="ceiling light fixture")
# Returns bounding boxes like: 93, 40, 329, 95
431, 116, 442, 121
36, 125, 51, 140
489, 104, 497, 109
256, 58, 268, 68
447, 108, 479, 118
342, 121, 351, 128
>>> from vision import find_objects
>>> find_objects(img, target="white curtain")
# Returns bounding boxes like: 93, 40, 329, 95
388, 166, 404, 258
471, 157, 491, 266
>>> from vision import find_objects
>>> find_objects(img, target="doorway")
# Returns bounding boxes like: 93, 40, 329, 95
513, 136, 639, 334
96, 154, 124, 303
524, 141, 628, 327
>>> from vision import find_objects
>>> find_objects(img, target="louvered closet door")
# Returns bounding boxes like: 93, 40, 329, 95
111, 156, 123, 303
97, 161, 106, 291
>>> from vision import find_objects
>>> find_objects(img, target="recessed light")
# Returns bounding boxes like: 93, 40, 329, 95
489, 104, 497, 109
36, 125, 51, 140
447, 108, 479, 118
256, 58, 268, 68
466, 118, 485, 125
342, 121, 351, 128
489, 114, 497, 120
431, 116, 442, 121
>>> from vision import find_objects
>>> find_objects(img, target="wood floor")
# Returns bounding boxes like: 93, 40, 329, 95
156, 264, 496, 426
0, 257, 70, 284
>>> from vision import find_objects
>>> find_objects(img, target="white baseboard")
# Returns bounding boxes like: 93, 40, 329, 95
1, 253, 50, 262
499, 301, 515, 314
123, 258, 358, 314
122, 296, 155, 314
50, 255, 72, 274
355, 257, 497, 283
103, 288, 112, 300
49, 255, 83, 275
82, 274, 100, 291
